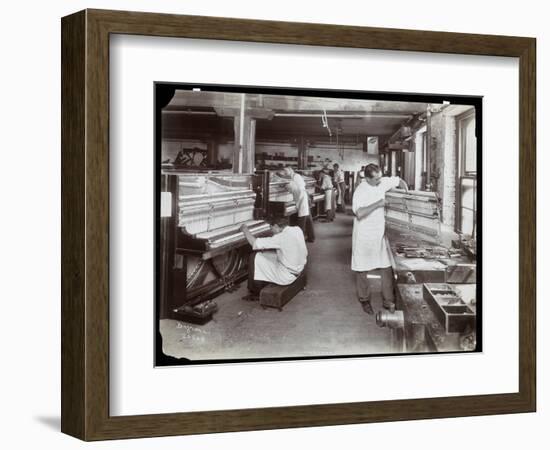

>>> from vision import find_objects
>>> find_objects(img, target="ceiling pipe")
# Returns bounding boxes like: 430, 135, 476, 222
162, 111, 416, 120
274, 113, 413, 119
162, 110, 217, 115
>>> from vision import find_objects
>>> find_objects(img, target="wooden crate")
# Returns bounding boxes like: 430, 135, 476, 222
422, 283, 476, 333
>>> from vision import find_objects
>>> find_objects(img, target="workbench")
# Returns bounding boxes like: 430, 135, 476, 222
394, 284, 477, 353
384, 226, 478, 353
386, 227, 476, 284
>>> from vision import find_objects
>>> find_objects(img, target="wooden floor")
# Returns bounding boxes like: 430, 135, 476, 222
160, 211, 395, 363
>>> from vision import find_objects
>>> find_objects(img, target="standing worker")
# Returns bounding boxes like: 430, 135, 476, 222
352, 163, 408, 315
355, 166, 366, 193
333, 163, 346, 212
320, 168, 335, 221
283, 166, 315, 243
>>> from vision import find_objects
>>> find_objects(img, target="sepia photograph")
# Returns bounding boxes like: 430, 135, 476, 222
155, 84, 481, 365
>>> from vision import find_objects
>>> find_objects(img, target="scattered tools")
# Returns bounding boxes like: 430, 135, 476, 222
174, 299, 218, 325
394, 243, 456, 259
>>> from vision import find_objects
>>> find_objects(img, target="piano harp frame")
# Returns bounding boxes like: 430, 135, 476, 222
61, 9, 536, 441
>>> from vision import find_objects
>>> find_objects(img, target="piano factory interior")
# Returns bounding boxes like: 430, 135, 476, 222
157, 87, 479, 363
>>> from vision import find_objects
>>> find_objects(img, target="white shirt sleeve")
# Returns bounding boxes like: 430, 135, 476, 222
253, 234, 282, 250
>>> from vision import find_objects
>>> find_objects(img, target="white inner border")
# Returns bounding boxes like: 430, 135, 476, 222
109, 34, 519, 416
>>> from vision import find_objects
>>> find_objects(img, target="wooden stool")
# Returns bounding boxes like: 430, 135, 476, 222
259, 270, 307, 311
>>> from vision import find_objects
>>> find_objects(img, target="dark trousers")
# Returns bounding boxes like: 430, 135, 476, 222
297, 214, 315, 242
355, 267, 395, 307
248, 252, 268, 295
336, 182, 346, 211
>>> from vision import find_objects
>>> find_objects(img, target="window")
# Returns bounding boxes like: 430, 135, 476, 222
414, 127, 427, 191
456, 110, 477, 237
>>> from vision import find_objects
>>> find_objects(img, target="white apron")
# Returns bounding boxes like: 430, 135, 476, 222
288, 180, 310, 217
351, 177, 399, 272
324, 188, 333, 211
321, 175, 333, 210
253, 226, 308, 285
296, 187, 310, 217
334, 170, 345, 205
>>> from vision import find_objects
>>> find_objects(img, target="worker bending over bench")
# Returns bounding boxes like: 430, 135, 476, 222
240, 218, 308, 306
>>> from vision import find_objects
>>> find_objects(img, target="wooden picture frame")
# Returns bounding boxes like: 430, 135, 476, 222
61, 9, 536, 441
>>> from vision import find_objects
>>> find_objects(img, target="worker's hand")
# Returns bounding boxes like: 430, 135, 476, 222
240, 224, 248, 233
377, 198, 386, 208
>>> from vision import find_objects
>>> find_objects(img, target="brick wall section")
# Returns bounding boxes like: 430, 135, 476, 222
428, 110, 457, 227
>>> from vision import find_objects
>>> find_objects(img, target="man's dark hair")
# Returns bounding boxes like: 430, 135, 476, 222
364, 163, 381, 179
333, 163, 339, 169
271, 217, 289, 228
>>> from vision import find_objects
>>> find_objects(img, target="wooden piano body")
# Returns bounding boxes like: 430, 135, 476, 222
253, 170, 323, 220
385, 189, 441, 240
266, 172, 297, 218
159, 172, 271, 319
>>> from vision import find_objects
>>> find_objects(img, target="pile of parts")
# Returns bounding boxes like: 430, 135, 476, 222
385, 189, 441, 240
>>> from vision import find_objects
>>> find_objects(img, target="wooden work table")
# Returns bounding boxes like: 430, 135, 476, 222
394, 284, 477, 353
385, 226, 476, 283
385, 226, 478, 353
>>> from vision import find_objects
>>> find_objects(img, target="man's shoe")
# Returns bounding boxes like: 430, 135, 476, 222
383, 302, 396, 314
361, 301, 374, 315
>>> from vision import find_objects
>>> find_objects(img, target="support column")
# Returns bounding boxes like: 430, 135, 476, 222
230, 93, 256, 174
232, 115, 255, 174
297, 135, 308, 170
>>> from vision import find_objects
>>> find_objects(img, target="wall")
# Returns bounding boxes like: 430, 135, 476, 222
428, 109, 456, 226
162, 138, 379, 172
425, 105, 475, 227
162, 139, 206, 161
162, 139, 234, 168
1, 1, 546, 450
256, 141, 379, 171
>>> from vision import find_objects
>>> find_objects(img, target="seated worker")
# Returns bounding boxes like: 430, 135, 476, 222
240, 218, 308, 301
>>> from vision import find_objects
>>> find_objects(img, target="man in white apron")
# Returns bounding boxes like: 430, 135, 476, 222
283, 167, 315, 242
333, 163, 346, 212
352, 164, 408, 314
240, 218, 308, 301
320, 169, 335, 221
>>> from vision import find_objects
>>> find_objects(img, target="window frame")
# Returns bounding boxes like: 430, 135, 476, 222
455, 109, 477, 236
